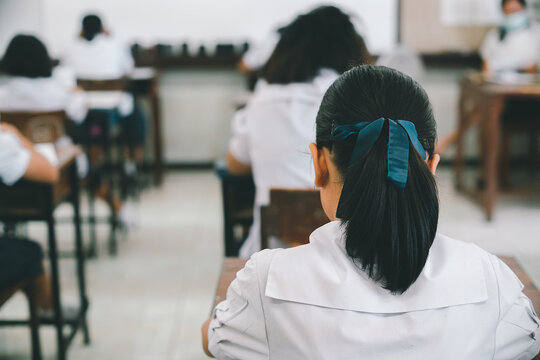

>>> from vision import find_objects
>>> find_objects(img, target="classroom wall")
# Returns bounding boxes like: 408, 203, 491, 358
402, 0, 492, 53
39, 0, 397, 57
0, 0, 42, 54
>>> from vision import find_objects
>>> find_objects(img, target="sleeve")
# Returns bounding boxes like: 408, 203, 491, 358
491, 255, 540, 360
228, 109, 251, 165
120, 45, 135, 76
208, 252, 270, 359
0, 130, 31, 186
65, 91, 88, 124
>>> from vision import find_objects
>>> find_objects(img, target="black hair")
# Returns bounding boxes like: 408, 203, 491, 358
501, 0, 526, 8
316, 65, 438, 294
262, 5, 372, 84
2, 34, 52, 78
82, 14, 103, 41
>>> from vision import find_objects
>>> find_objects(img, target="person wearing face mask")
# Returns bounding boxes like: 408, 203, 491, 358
481, 0, 540, 73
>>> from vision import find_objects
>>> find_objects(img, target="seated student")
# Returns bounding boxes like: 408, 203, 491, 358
203, 65, 540, 359
481, 0, 540, 73
0, 34, 87, 124
0, 34, 133, 226
63, 14, 146, 171
0, 121, 58, 315
227, 5, 372, 258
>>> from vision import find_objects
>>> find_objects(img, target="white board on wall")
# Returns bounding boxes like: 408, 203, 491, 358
39, 0, 397, 56
440, 0, 502, 26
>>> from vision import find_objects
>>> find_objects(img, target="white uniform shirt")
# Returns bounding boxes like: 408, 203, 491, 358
209, 221, 540, 360
0, 127, 30, 186
0, 68, 88, 124
229, 69, 339, 258
63, 34, 134, 80
481, 23, 540, 72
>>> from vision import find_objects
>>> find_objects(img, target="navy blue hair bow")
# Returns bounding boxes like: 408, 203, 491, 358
332, 117, 427, 189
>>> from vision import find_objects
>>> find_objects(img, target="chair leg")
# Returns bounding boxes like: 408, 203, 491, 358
87, 187, 97, 258
500, 130, 511, 189
26, 281, 42, 360
529, 132, 538, 176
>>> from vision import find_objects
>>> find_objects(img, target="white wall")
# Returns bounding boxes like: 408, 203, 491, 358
38, 0, 396, 56
0, 0, 42, 55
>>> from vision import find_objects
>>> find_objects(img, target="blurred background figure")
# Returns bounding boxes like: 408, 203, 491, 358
481, 0, 540, 73
227, 5, 372, 257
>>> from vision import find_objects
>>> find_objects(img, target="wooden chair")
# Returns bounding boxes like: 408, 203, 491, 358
215, 163, 255, 256
260, 188, 329, 249
0, 280, 42, 360
77, 78, 128, 92
0, 110, 66, 143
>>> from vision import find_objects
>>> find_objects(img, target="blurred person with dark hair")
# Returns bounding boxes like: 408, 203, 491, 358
227, 5, 373, 257
481, 0, 540, 73
63, 13, 147, 176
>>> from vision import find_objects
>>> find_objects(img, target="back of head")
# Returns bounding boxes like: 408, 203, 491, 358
82, 14, 103, 41
315, 65, 438, 294
2, 34, 52, 78
262, 5, 372, 84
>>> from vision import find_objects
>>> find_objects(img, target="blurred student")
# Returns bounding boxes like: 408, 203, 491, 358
204, 65, 540, 360
64, 14, 146, 170
0, 34, 132, 226
227, 5, 372, 258
0, 122, 72, 317
0, 35, 87, 123
481, 0, 540, 73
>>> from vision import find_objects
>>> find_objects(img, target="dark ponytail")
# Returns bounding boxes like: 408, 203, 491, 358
82, 14, 103, 42
316, 65, 438, 294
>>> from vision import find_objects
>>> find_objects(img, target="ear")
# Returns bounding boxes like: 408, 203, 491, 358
309, 143, 329, 188
426, 153, 440, 175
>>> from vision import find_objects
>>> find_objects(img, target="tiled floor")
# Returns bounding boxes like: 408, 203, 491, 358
0, 168, 539, 359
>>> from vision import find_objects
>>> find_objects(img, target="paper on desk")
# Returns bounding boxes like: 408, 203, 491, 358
35, 143, 59, 167
484, 71, 539, 85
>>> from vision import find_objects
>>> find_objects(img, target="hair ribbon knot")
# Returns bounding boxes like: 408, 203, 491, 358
332, 117, 427, 189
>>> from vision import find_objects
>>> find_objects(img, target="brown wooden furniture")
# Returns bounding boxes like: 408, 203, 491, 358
455, 72, 540, 220
215, 164, 255, 256
77, 78, 128, 92
0, 111, 66, 143
0, 145, 89, 360
260, 188, 328, 249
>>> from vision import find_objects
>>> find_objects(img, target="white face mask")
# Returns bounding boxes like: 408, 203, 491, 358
503, 10, 529, 33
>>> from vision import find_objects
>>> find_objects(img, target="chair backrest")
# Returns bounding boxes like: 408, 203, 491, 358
0, 111, 66, 143
77, 78, 128, 91
260, 188, 329, 249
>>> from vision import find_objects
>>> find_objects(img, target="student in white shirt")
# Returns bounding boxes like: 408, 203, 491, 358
481, 0, 540, 73
64, 14, 146, 169
0, 35, 87, 124
204, 65, 540, 359
0, 122, 58, 313
227, 5, 372, 258
0, 34, 132, 226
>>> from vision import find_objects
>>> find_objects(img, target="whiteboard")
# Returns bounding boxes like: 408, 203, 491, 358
40, 0, 397, 56
440, 0, 503, 26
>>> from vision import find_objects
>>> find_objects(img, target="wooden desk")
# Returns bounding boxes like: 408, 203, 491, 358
214, 256, 540, 315
455, 72, 540, 220
0, 145, 90, 360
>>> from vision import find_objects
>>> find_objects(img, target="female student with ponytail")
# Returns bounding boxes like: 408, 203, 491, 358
203, 65, 540, 359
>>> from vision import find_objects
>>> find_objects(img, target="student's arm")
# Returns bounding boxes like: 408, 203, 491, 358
201, 317, 214, 357
227, 151, 251, 175
1, 123, 59, 184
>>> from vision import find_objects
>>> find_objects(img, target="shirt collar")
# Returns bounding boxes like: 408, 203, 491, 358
265, 221, 488, 313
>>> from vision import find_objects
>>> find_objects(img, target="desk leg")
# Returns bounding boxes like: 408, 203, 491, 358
46, 209, 65, 360
484, 96, 504, 220
71, 164, 90, 344
151, 79, 164, 186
